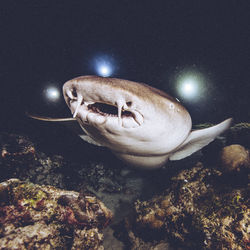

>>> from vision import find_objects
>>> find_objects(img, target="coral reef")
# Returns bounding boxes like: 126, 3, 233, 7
128, 162, 249, 249
0, 133, 65, 188
0, 178, 112, 249
0, 132, 125, 192
0, 123, 249, 249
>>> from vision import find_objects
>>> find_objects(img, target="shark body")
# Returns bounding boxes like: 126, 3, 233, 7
30, 75, 232, 169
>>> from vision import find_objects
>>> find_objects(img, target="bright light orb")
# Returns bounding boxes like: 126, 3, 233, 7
45, 87, 60, 101
98, 64, 111, 77
175, 70, 207, 102
181, 77, 198, 98
92, 55, 115, 77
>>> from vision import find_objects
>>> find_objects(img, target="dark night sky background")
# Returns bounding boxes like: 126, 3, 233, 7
1, 0, 250, 134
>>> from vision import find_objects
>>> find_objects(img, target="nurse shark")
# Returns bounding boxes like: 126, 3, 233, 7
29, 75, 232, 169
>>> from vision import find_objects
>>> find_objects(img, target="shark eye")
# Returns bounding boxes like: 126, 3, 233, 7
169, 103, 175, 109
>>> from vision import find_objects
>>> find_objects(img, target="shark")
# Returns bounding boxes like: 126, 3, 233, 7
29, 75, 232, 169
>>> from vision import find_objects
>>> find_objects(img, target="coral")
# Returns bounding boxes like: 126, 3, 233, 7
72, 228, 104, 250
0, 133, 36, 162
57, 193, 112, 228
1, 124, 249, 249
0, 133, 65, 188
0, 179, 112, 249
0, 221, 65, 249
130, 162, 249, 249
0, 133, 124, 192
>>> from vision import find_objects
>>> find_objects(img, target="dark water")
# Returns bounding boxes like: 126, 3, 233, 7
1, 1, 249, 133
0, 2, 249, 248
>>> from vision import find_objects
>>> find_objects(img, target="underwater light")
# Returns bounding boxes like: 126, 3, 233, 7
180, 77, 199, 98
92, 55, 116, 77
45, 87, 60, 102
175, 69, 208, 102
98, 64, 112, 77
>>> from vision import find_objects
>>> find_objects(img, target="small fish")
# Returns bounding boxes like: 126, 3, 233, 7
29, 75, 232, 169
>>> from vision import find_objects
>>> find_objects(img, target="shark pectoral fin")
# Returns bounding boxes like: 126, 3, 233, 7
169, 118, 233, 161
79, 135, 103, 147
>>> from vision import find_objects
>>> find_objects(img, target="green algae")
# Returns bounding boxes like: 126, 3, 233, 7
13, 183, 48, 209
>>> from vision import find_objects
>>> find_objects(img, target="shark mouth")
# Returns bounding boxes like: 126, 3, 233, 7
88, 103, 132, 117
69, 95, 144, 128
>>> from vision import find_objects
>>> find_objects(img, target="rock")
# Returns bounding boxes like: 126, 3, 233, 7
126, 229, 172, 250
0, 222, 65, 249
0, 133, 125, 193
72, 228, 104, 250
0, 133, 65, 188
0, 133, 36, 162
220, 144, 249, 172
128, 162, 249, 249
0, 179, 112, 249
1, 123, 249, 249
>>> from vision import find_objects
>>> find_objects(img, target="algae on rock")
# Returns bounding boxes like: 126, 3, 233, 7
129, 162, 249, 249
0, 178, 112, 249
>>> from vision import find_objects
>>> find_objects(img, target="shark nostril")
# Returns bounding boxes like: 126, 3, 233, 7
65, 89, 74, 101
71, 87, 77, 98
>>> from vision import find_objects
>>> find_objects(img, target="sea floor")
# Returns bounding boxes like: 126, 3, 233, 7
0, 122, 249, 249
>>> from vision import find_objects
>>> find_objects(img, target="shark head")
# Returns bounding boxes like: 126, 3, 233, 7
63, 75, 194, 168
62, 76, 232, 168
